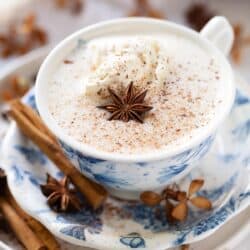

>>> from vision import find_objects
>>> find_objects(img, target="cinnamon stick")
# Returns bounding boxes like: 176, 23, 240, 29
0, 197, 47, 250
5, 188, 60, 250
8, 99, 108, 209
11, 100, 58, 143
0, 169, 60, 250
9, 107, 58, 151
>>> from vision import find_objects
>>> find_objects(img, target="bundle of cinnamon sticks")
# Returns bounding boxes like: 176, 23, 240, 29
0, 99, 108, 249
2, 99, 193, 250
0, 169, 59, 250
8, 99, 108, 210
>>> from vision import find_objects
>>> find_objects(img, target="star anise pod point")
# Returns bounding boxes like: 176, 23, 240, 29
41, 173, 81, 212
97, 82, 153, 123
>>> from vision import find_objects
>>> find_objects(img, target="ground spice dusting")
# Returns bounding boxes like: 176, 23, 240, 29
49, 36, 223, 154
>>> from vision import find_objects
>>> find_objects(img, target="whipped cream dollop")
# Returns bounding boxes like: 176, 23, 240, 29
84, 37, 174, 99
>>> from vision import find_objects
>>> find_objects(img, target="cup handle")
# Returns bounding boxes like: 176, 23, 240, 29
200, 16, 234, 56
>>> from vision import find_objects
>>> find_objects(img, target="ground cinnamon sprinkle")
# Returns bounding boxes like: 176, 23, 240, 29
49, 36, 223, 154
64, 59, 74, 64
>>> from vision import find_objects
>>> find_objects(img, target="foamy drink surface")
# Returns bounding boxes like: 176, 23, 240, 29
48, 35, 225, 154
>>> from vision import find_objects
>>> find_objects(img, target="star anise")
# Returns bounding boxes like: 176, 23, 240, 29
40, 174, 81, 212
97, 82, 153, 123
141, 179, 212, 222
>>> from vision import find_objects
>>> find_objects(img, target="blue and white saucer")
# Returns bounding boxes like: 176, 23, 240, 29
1, 76, 250, 250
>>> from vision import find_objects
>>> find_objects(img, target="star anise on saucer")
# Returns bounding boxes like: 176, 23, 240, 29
141, 179, 212, 222
40, 174, 81, 212
231, 24, 250, 64
128, 0, 164, 19
97, 82, 153, 123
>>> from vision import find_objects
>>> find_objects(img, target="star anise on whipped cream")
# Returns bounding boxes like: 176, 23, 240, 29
97, 82, 153, 123
40, 174, 81, 212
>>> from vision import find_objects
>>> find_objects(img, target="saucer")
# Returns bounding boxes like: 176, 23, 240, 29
1, 77, 250, 250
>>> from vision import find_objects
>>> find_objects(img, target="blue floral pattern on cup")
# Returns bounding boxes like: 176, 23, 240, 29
25, 88, 215, 199
60, 135, 214, 198
234, 90, 250, 106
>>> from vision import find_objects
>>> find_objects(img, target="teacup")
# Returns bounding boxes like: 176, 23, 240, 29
36, 17, 235, 200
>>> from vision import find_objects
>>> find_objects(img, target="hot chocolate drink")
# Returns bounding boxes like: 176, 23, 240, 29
48, 35, 224, 155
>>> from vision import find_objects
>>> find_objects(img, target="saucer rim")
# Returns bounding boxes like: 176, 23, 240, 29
2, 121, 250, 250
0, 49, 249, 250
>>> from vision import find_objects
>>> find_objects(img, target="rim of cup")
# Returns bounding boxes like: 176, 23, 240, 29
35, 17, 235, 163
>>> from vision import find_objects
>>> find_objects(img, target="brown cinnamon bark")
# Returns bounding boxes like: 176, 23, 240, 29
0, 169, 60, 250
11, 100, 58, 143
0, 197, 47, 250
9, 99, 108, 209
5, 188, 60, 250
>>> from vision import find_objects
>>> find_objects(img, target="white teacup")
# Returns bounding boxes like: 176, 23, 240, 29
36, 17, 235, 200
